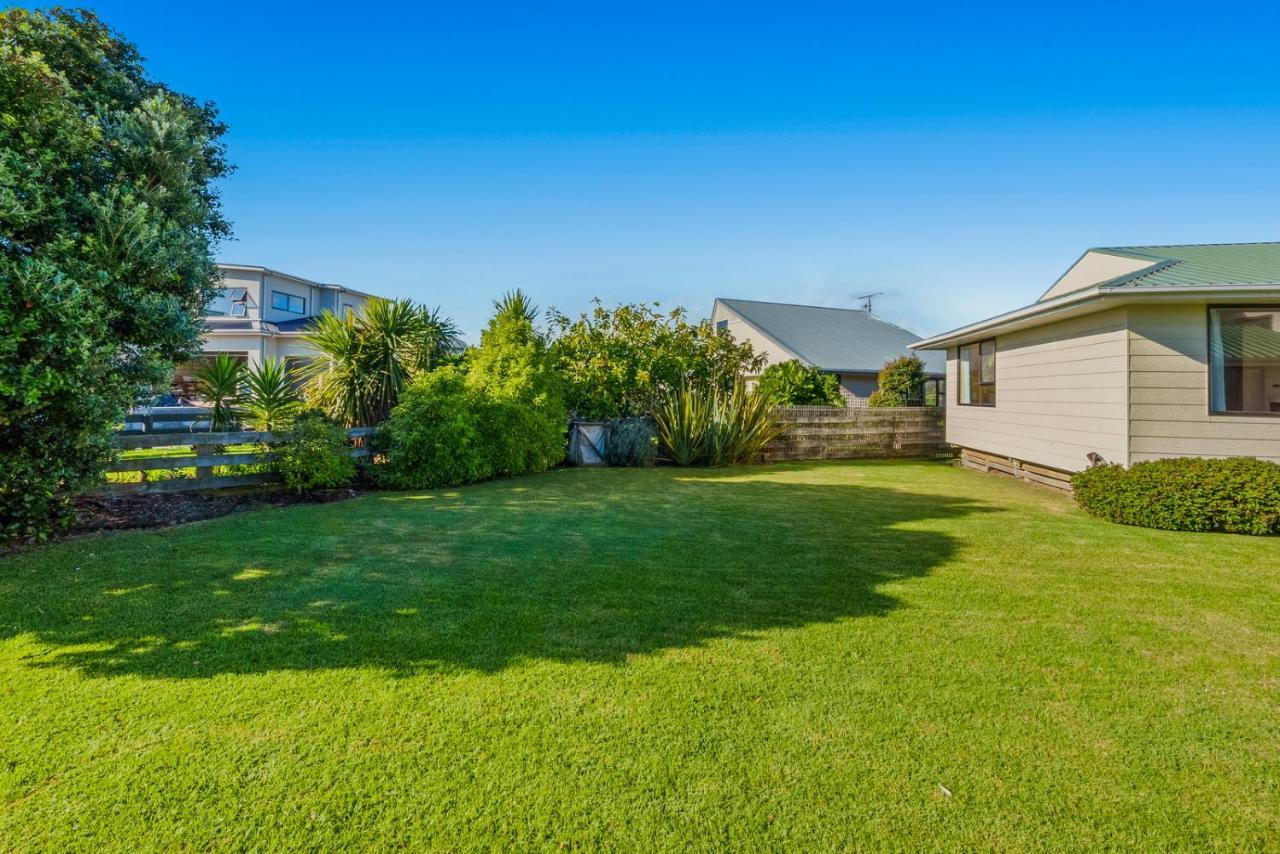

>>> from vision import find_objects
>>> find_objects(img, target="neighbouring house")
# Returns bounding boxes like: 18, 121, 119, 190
172, 263, 378, 396
913, 242, 1280, 490
710, 298, 945, 403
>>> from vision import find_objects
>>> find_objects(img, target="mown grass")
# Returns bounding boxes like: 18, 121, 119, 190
2, 460, 1278, 850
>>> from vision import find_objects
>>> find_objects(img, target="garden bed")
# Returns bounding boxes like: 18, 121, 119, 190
69, 487, 361, 536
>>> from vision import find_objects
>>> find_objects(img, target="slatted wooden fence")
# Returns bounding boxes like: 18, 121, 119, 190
104, 427, 374, 494
761, 406, 950, 462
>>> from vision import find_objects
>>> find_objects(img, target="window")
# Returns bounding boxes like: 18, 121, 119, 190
1209, 307, 1280, 414
715, 319, 729, 331
271, 291, 306, 314
958, 339, 996, 406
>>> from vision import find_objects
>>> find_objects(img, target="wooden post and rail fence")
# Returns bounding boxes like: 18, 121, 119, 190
104, 427, 375, 494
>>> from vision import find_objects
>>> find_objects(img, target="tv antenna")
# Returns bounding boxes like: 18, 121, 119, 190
856, 292, 884, 313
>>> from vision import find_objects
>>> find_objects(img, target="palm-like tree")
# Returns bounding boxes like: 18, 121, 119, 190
302, 298, 464, 426
192, 353, 245, 432
242, 358, 302, 432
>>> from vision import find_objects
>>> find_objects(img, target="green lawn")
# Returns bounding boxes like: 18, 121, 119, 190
2, 461, 1278, 850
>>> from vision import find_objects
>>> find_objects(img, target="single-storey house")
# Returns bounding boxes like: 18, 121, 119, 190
913, 242, 1280, 489
711, 298, 944, 403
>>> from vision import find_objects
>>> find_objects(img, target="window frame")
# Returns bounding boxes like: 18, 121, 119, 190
957, 338, 997, 407
271, 291, 306, 315
1207, 304, 1280, 418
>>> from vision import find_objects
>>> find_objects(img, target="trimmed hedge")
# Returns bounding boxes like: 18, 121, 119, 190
1073, 457, 1280, 535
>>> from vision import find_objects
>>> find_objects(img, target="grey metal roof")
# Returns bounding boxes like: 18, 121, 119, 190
718, 298, 945, 375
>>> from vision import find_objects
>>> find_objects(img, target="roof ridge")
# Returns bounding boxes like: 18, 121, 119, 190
1099, 240, 1280, 251
719, 297, 871, 313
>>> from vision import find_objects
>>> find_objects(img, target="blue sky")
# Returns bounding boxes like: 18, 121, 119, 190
56, 1, 1280, 341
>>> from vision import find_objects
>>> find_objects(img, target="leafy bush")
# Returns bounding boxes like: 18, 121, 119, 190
867, 355, 927, 407
549, 301, 765, 419
605, 418, 658, 467
275, 414, 357, 494
1073, 457, 1280, 535
653, 384, 781, 466
466, 290, 567, 476
376, 368, 492, 489
756, 360, 844, 407
1, 9, 232, 541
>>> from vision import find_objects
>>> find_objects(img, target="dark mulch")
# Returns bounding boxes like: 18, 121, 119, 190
69, 488, 362, 537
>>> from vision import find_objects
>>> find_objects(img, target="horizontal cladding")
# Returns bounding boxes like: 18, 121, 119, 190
946, 307, 1129, 472
1127, 303, 1280, 463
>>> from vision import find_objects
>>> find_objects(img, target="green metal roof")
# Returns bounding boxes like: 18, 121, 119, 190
1094, 242, 1280, 289
717, 298, 945, 375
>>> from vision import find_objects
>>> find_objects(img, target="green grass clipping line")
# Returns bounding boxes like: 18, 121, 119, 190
2, 460, 1278, 849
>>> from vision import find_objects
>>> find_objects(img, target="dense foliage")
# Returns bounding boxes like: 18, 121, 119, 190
466, 291, 566, 475
1073, 457, 1280, 535
303, 298, 463, 427
378, 292, 567, 488
756, 360, 844, 407
867, 355, 927, 407
376, 368, 492, 489
604, 418, 658, 467
275, 413, 356, 493
0, 9, 232, 540
549, 301, 764, 419
653, 384, 781, 466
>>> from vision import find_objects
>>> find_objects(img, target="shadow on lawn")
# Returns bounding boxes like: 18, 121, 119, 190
1, 466, 997, 678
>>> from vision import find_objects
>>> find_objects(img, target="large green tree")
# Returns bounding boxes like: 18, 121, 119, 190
0, 9, 232, 540
549, 301, 764, 419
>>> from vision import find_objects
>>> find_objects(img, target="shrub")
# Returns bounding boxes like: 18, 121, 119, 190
867, 355, 927, 407
275, 414, 357, 494
376, 368, 492, 489
605, 418, 658, 467
756, 360, 844, 407
549, 301, 765, 419
1073, 457, 1280, 535
466, 290, 567, 475
653, 383, 781, 466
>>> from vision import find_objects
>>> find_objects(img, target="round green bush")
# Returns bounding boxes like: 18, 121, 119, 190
756, 360, 844, 407
376, 368, 494, 489
1072, 457, 1280, 535
275, 413, 357, 494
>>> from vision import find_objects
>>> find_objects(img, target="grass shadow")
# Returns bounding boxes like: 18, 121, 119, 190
0, 463, 997, 678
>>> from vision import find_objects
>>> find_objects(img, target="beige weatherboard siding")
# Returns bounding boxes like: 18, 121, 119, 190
1128, 303, 1280, 463
945, 308, 1129, 472
913, 242, 1280, 480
